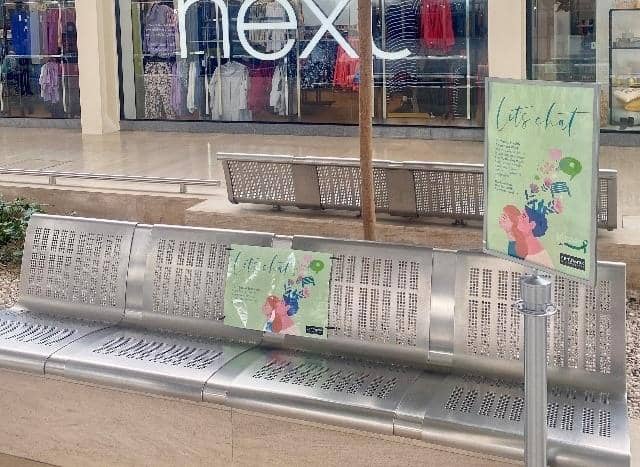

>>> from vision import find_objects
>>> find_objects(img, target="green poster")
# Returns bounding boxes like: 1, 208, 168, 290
224, 245, 331, 339
484, 79, 599, 283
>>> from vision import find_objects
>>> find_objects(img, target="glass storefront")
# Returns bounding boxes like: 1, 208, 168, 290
0, 0, 80, 118
117, 0, 488, 127
528, 0, 640, 130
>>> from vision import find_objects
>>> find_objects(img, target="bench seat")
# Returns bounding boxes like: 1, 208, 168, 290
0, 309, 110, 374
46, 327, 257, 401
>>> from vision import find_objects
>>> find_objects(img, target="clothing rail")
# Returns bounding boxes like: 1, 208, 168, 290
0, 168, 221, 194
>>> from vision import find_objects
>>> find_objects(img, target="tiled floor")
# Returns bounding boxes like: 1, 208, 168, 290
0, 127, 638, 216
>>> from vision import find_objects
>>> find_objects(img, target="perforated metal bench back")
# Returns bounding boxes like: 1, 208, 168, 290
292, 236, 430, 357
220, 154, 617, 229
125, 224, 274, 334
453, 251, 626, 392
18, 214, 136, 322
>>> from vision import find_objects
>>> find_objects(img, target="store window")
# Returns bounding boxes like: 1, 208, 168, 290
0, 0, 80, 118
528, 0, 640, 130
117, 0, 488, 127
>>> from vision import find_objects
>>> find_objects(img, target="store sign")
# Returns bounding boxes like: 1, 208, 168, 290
177, 0, 411, 61
224, 245, 332, 339
484, 79, 599, 284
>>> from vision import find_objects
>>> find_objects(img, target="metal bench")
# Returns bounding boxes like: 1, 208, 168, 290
0, 214, 136, 373
218, 153, 619, 231
0, 214, 630, 466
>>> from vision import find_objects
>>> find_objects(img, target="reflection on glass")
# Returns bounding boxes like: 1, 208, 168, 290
0, 0, 79, 118
529, 0, 597, 83
119, 0, 488, 127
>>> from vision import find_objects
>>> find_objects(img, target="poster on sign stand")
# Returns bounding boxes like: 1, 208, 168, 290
483, 78, 600, 466
224, 245, 331, 339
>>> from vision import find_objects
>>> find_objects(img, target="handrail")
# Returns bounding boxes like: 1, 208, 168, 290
0, 168, 221, 194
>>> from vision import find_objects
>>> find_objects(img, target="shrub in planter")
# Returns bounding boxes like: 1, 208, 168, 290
0, 198, 43, 263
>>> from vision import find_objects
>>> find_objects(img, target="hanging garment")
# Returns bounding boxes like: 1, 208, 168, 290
144, 3, 177, 57
420, 0, 455, 53
11, 9, 32, 55
333, 38, 360, 91
269, 64, 287, 115
248, 63, 273, 111
39, 61, 60, 103
29, 9, 41, 57
301, 42, 337, 88
385, 0, 420, 92
209, 61, 249, 121
42, 8, 59, 55
265, 3, 288, 53
144, 61, 176, 119
187, 59, 198, 113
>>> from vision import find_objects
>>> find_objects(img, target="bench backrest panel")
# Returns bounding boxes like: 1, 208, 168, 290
412, 167, 484, 218
316, 164, 389, 211
225, 158, 296, 205
453, 251, 626, 392
18, 214, 136, 322
292, 236, 431, 350
124, 224, 274, 336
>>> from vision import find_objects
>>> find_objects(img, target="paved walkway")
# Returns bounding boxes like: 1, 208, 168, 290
0, 127, 639, 217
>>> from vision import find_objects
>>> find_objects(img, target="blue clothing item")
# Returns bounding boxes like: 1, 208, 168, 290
11, 10, 31, 55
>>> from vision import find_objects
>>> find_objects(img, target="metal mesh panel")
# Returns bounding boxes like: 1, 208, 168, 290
19, 216, 135, 320
317, 166, 388, 210
455, 253, 625, 389
143, 226, 273, 322
598, 178, 609, 225
227, 160, 296, 204
413, 169, 484, 218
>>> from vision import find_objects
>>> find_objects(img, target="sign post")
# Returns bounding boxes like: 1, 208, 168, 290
484, 79, 600, 466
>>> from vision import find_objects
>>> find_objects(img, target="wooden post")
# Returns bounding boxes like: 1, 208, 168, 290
358, 0, 377, 241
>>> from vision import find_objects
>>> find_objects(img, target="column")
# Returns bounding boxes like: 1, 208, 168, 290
488, 0, 527, 79
76, 0, 121, 134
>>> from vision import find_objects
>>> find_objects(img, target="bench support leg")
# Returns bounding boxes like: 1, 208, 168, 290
518, 274, 557, 467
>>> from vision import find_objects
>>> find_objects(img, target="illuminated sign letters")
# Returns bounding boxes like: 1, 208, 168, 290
178, 0, 413, 61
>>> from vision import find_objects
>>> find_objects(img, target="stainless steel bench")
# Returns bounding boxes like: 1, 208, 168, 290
218, 153, 619, 231
0, 214, 630, 466
0, 214, 136, 373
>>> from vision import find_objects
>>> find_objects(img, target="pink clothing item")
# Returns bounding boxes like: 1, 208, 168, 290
248, 64, 273, 111
39, 62, 60, 104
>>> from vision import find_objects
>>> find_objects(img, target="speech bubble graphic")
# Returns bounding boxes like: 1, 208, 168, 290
549, 148, 562, 161
309, 259, 325, 273
559, 157, 582, 180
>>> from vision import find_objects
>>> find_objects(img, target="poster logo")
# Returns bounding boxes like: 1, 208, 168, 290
560, 254, 586, 271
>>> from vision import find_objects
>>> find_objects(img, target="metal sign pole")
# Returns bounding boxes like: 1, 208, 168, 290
517, 272, 557, 467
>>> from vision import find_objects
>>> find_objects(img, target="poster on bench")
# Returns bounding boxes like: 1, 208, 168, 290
224, 245, 331, 339
484, 79, 599, 284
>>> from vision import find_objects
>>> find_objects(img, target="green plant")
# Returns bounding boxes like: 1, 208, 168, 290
0, 198, 43, 263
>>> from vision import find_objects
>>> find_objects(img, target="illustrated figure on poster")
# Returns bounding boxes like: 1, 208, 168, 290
261, 256, 325, 336
499, 148, 584, 269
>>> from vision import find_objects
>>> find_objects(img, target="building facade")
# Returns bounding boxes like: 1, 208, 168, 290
0, 0, 638, 138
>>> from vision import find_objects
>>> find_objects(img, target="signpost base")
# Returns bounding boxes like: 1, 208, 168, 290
517, 273, 557, 467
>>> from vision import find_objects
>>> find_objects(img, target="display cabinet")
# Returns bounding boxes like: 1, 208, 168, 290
609, 8, 640, 128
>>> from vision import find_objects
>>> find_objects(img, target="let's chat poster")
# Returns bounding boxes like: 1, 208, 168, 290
484, 79, 599, 283
224, 245, 331, 338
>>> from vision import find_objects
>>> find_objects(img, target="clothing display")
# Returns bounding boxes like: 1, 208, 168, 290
248, 63, 274, 111
420, 0, 455, 53
270, 63, 287, 115
333, 38, 359, 91
385, 0, 420, 92
209, 61, 250, 121
143, 3, 177, 57
144, 61, 176, 119
10, 9, 31, 55
39, 61, 59, 103
301, 42, 337, 88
